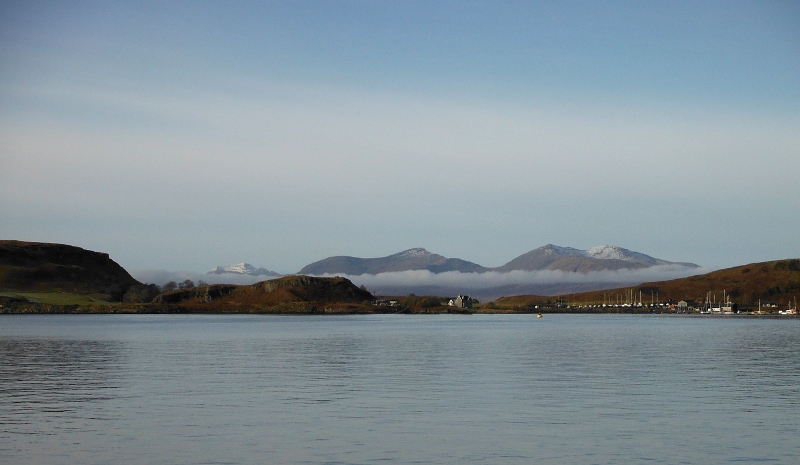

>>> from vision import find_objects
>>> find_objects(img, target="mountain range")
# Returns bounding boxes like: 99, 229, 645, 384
2, 240, 796, 313
298, 248, 487, 275
295, 244, 699, 276
202, 245, 702, 300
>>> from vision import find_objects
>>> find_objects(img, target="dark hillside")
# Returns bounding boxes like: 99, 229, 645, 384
153, 276, 374, 313
0, 240, 141, 301
251, 275, 373, 302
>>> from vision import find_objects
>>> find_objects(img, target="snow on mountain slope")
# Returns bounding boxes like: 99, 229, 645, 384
584, 245, 665, 264
208, 263, 282, 277
494, 244, 698, 272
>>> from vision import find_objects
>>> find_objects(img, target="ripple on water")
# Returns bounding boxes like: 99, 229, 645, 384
1, 314, 799, 465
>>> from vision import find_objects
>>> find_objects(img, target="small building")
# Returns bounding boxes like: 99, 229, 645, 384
451, 295, 474, 309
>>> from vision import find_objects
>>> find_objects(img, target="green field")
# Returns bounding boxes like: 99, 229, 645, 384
0, 291, 114, 307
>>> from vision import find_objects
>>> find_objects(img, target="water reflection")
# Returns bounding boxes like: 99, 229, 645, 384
0, 315, 798, 465
0, 339, 124, 436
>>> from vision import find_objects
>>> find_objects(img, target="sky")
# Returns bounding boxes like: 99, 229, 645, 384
1, 0, 799, 276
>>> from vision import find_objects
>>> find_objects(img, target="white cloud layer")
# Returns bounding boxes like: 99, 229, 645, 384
133, 264, 705, 293
131, 269, 266, 287
317, 265, 707, 291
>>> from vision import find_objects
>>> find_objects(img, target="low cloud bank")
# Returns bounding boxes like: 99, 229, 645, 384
318, 265, 707, 290
132, 265, 707, 300
131, 269, 266, 286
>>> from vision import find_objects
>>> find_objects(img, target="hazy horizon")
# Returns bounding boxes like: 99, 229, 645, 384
2, 1, 798, 273
130, 244, 708, 286
131, 262, 708, 301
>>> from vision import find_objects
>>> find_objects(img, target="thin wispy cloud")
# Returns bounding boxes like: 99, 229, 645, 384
1, 2, 798, 272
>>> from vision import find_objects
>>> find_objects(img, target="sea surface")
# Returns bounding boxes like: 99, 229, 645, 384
1, 314, 799, 465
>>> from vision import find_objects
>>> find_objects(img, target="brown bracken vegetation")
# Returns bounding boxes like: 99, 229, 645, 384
493, 259, 800, 313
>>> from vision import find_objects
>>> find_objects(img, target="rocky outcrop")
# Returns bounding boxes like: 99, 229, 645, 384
252, 275, 373, 302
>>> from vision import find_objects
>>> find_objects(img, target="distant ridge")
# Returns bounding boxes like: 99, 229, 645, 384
208, 263, 282, 277
299, 248, 488, 275
494, 244, 699, 273
299, 245, 698, 276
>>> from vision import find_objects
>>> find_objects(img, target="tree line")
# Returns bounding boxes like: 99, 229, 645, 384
160, 279, 209, 292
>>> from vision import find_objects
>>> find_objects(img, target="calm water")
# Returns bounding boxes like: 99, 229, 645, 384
1, 314, 799, 465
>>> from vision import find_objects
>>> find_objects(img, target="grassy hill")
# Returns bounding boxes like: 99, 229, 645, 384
492, 259, 800, 313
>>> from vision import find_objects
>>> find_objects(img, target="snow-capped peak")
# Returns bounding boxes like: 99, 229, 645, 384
211, 262, 250, 274
397, 248, 431, 257
208, 263, 280, 276
544, 244, 662, 264
586, 245, 629, 260
585, 245, 661, 264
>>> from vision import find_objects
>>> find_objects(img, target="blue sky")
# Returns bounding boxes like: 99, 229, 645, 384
1, 0, 798, 274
